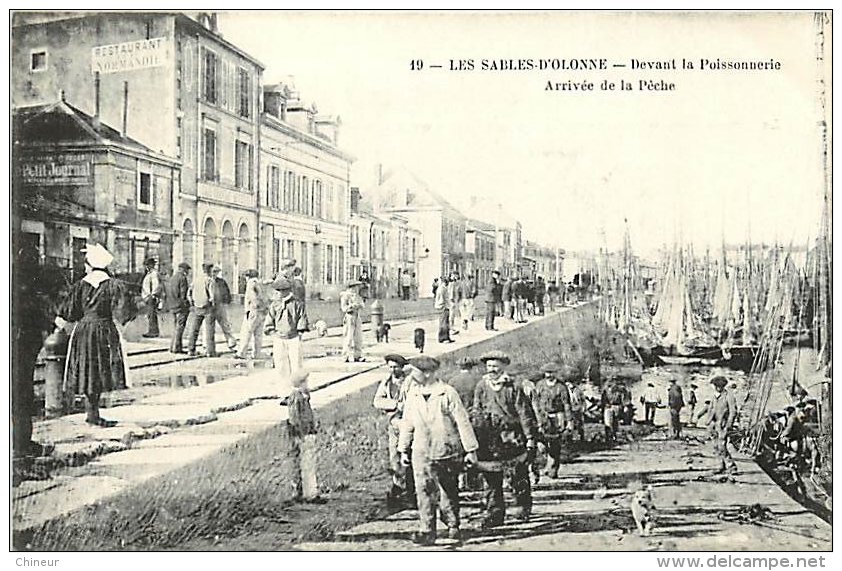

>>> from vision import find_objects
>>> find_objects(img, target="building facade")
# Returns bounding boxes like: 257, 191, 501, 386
13, 100, 180, 283
465, 220, 496, 287
12, 12, 263, 291
259, 83, 352, 301
373, 167, 466, 298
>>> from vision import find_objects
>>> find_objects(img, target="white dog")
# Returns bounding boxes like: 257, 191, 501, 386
630, 484, 656, 536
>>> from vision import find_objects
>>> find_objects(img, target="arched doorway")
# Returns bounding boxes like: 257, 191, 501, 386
182, 218, 195, 269
203, 217, 217, 266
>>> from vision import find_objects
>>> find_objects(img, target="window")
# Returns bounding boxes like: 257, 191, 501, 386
234, 140, 253, 190
300, 242, 308, 278
202, 127, 217, 181
272, 238, 281, 275
337, 246, 345, 283
301, 176, 309, 215
350, 226, 359, 257
326, 245, 334, 284
314, 180, 323, 219
283, 170, 292, 211
285, 239, 295, 261
138, 171, 153, 210
238, 68, 251, 118
269, 165, 280, 209
30, 50, 47, 72
202, 49, 218, 104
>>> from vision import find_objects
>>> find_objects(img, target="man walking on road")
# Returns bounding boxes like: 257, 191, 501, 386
187, 263, 217, 357
668, 378, 685, 439
501, 277, 513, 320
471, 350, 538, 528
401, 269, 412, 301
435, 276, 454, 343
166, 262, 191, 354
534, 362, 574, 479
459, 272, 477, 330
264, 278, 309, 380
708, 375, 738, 476
340, 280, 366, 362
236, 269, 269, 360
212, 265, 238, 351
141, 257, 163, 338
373, 353, 415, 507
642, 382, 661, 425
687, 383, 699, 426
485, 270, 502, 331
398, 356, 478, 546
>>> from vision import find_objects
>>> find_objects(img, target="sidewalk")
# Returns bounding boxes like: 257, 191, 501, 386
14, 306, 569, 532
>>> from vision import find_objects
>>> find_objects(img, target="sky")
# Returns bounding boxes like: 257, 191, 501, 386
217, 11, 829, 257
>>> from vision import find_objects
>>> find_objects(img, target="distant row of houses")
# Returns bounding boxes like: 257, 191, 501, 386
11, 11, 565, 300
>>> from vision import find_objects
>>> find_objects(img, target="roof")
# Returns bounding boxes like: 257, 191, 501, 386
377, 166, 466, 218
13, 100, 178, 164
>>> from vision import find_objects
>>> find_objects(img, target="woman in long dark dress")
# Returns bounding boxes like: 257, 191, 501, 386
56, 244, 136, 427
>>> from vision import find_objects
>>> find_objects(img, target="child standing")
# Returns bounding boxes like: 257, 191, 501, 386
286, 369, 326, 503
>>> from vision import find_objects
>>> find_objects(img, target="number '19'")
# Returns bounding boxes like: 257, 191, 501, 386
410, 59, 423, 71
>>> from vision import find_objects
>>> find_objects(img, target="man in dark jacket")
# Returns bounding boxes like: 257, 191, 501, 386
212, 265, 238, 351
668, 379, 685, 439
471, 350, 538, 527
167, 262, 191, 353
484, 270, 502, 331
534, 362, 574, 478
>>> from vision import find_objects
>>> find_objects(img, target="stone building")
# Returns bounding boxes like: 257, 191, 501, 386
12, 12, 263, 291
372, 166, 466, 298
13, 99, 180, 282
259, 82, 352, 300
465, 220, 497, 287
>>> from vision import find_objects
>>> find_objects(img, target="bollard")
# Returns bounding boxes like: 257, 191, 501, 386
370, 299, 384, 329
42, 327, 70, 418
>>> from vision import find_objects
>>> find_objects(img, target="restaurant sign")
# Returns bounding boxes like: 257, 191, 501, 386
21, 154, 93, 186
91, 37, 168, 75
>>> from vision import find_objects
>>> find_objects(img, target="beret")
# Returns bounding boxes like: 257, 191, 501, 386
479, 350, 510, 364
409, 356, 440, 372
384, 354, 408, 367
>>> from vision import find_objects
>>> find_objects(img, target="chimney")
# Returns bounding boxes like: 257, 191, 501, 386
121, 81, 129, 138
92, 72, 101, 128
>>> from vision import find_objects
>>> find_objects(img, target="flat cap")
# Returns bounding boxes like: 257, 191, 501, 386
540, 362, 559, 374
384, 354, 408, 367
479, 350, 510, 364
178, 262, 191, 270
409, 356, 440, 372
690, 383, 698, 389
144, 257, 158, 267
710, 375, 728, 387
457, 356, 478, 369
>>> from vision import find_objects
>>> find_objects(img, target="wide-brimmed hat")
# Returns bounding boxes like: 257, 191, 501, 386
409, 356, 440, 372
710, 376, 728, 388
384, 354, 408, 367
82, 243, 114, 268
144, 257, 158, 268
479, 350, 510, 365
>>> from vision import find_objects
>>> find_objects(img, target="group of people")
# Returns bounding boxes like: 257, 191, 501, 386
482, 270, 565, 332
368, 349, 591, 545
432, 271, 479, 343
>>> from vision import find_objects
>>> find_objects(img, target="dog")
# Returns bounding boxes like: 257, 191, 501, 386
630, 484, 656, 536
413, 328, 426, 353
314, 319, 328, 338
376, 322, 391, 343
